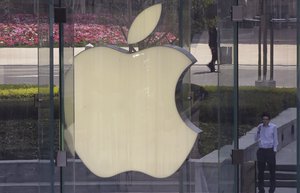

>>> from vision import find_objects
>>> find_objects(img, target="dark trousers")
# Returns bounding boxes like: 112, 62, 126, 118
209, 47, 218, 65
257, 148, 276, 193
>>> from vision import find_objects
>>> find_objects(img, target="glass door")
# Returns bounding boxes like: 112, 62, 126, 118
219, 0, 297, 192
227, 0, 297, 193
38, 0, 75, 192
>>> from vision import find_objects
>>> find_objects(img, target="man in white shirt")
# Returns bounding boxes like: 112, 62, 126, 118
255, 112, 278, 193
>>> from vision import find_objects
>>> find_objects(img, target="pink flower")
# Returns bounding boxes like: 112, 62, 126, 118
0, 14, 178, 47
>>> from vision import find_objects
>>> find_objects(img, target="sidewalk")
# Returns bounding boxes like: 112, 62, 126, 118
190, 63, 297, 88
0, 43, 297, 66
0, 47, 86, 65
190, 43, 297, 66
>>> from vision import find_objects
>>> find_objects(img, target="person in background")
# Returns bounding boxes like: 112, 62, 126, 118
255, 112, 278, 193
207, 26, 218, 72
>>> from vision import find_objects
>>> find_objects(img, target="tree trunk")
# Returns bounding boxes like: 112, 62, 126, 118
80, 0, 86, 14
3, 0, 10, 17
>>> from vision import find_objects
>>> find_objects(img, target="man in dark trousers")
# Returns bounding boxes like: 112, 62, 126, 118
255, 112, 278, 193
207, 26, 218, 72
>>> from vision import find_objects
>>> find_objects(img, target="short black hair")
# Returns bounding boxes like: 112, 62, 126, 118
261, 112, 271, 119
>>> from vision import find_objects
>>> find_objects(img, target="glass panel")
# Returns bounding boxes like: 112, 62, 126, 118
238, 0, 297, 193
38, 0, 56, 192
0, 1, 45, 193
218, 0, 236, 192
64, 1, 200, 193
60, 1, 75, 193
190, 0, 233, 192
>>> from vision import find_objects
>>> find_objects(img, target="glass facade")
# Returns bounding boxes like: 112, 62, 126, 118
0, 0, 299, 193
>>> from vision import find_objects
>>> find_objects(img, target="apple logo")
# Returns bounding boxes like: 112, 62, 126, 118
64, 3, 200, 178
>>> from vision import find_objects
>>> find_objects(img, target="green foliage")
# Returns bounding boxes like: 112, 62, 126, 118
0, 85, 60, 159
198, 86, 296, 125
0, 87, 38, 99
0, 119, 38, 159
0, 119, 59, 160
0, 84, 297, 158
0, 85, 59, 120
197, 85, 296, 156
239, 87, 296, 124
198, 122, 218, 156
0, 84, 59, 99
0, 98, 37, 120
191, 0, 217, 36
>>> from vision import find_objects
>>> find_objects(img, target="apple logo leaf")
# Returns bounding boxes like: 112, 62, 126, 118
127, 3, 162, 44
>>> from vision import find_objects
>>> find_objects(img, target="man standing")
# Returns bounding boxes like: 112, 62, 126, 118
255, 112, 278, 193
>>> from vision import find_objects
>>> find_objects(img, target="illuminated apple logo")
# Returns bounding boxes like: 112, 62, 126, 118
64, 3, 200, 178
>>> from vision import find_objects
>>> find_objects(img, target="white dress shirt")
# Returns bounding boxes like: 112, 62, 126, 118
255, 122, 278, 152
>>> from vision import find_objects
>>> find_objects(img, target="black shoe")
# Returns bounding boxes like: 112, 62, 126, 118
206, 64, 215, 72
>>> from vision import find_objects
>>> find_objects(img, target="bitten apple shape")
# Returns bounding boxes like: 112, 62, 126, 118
64, 3, 200, 178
